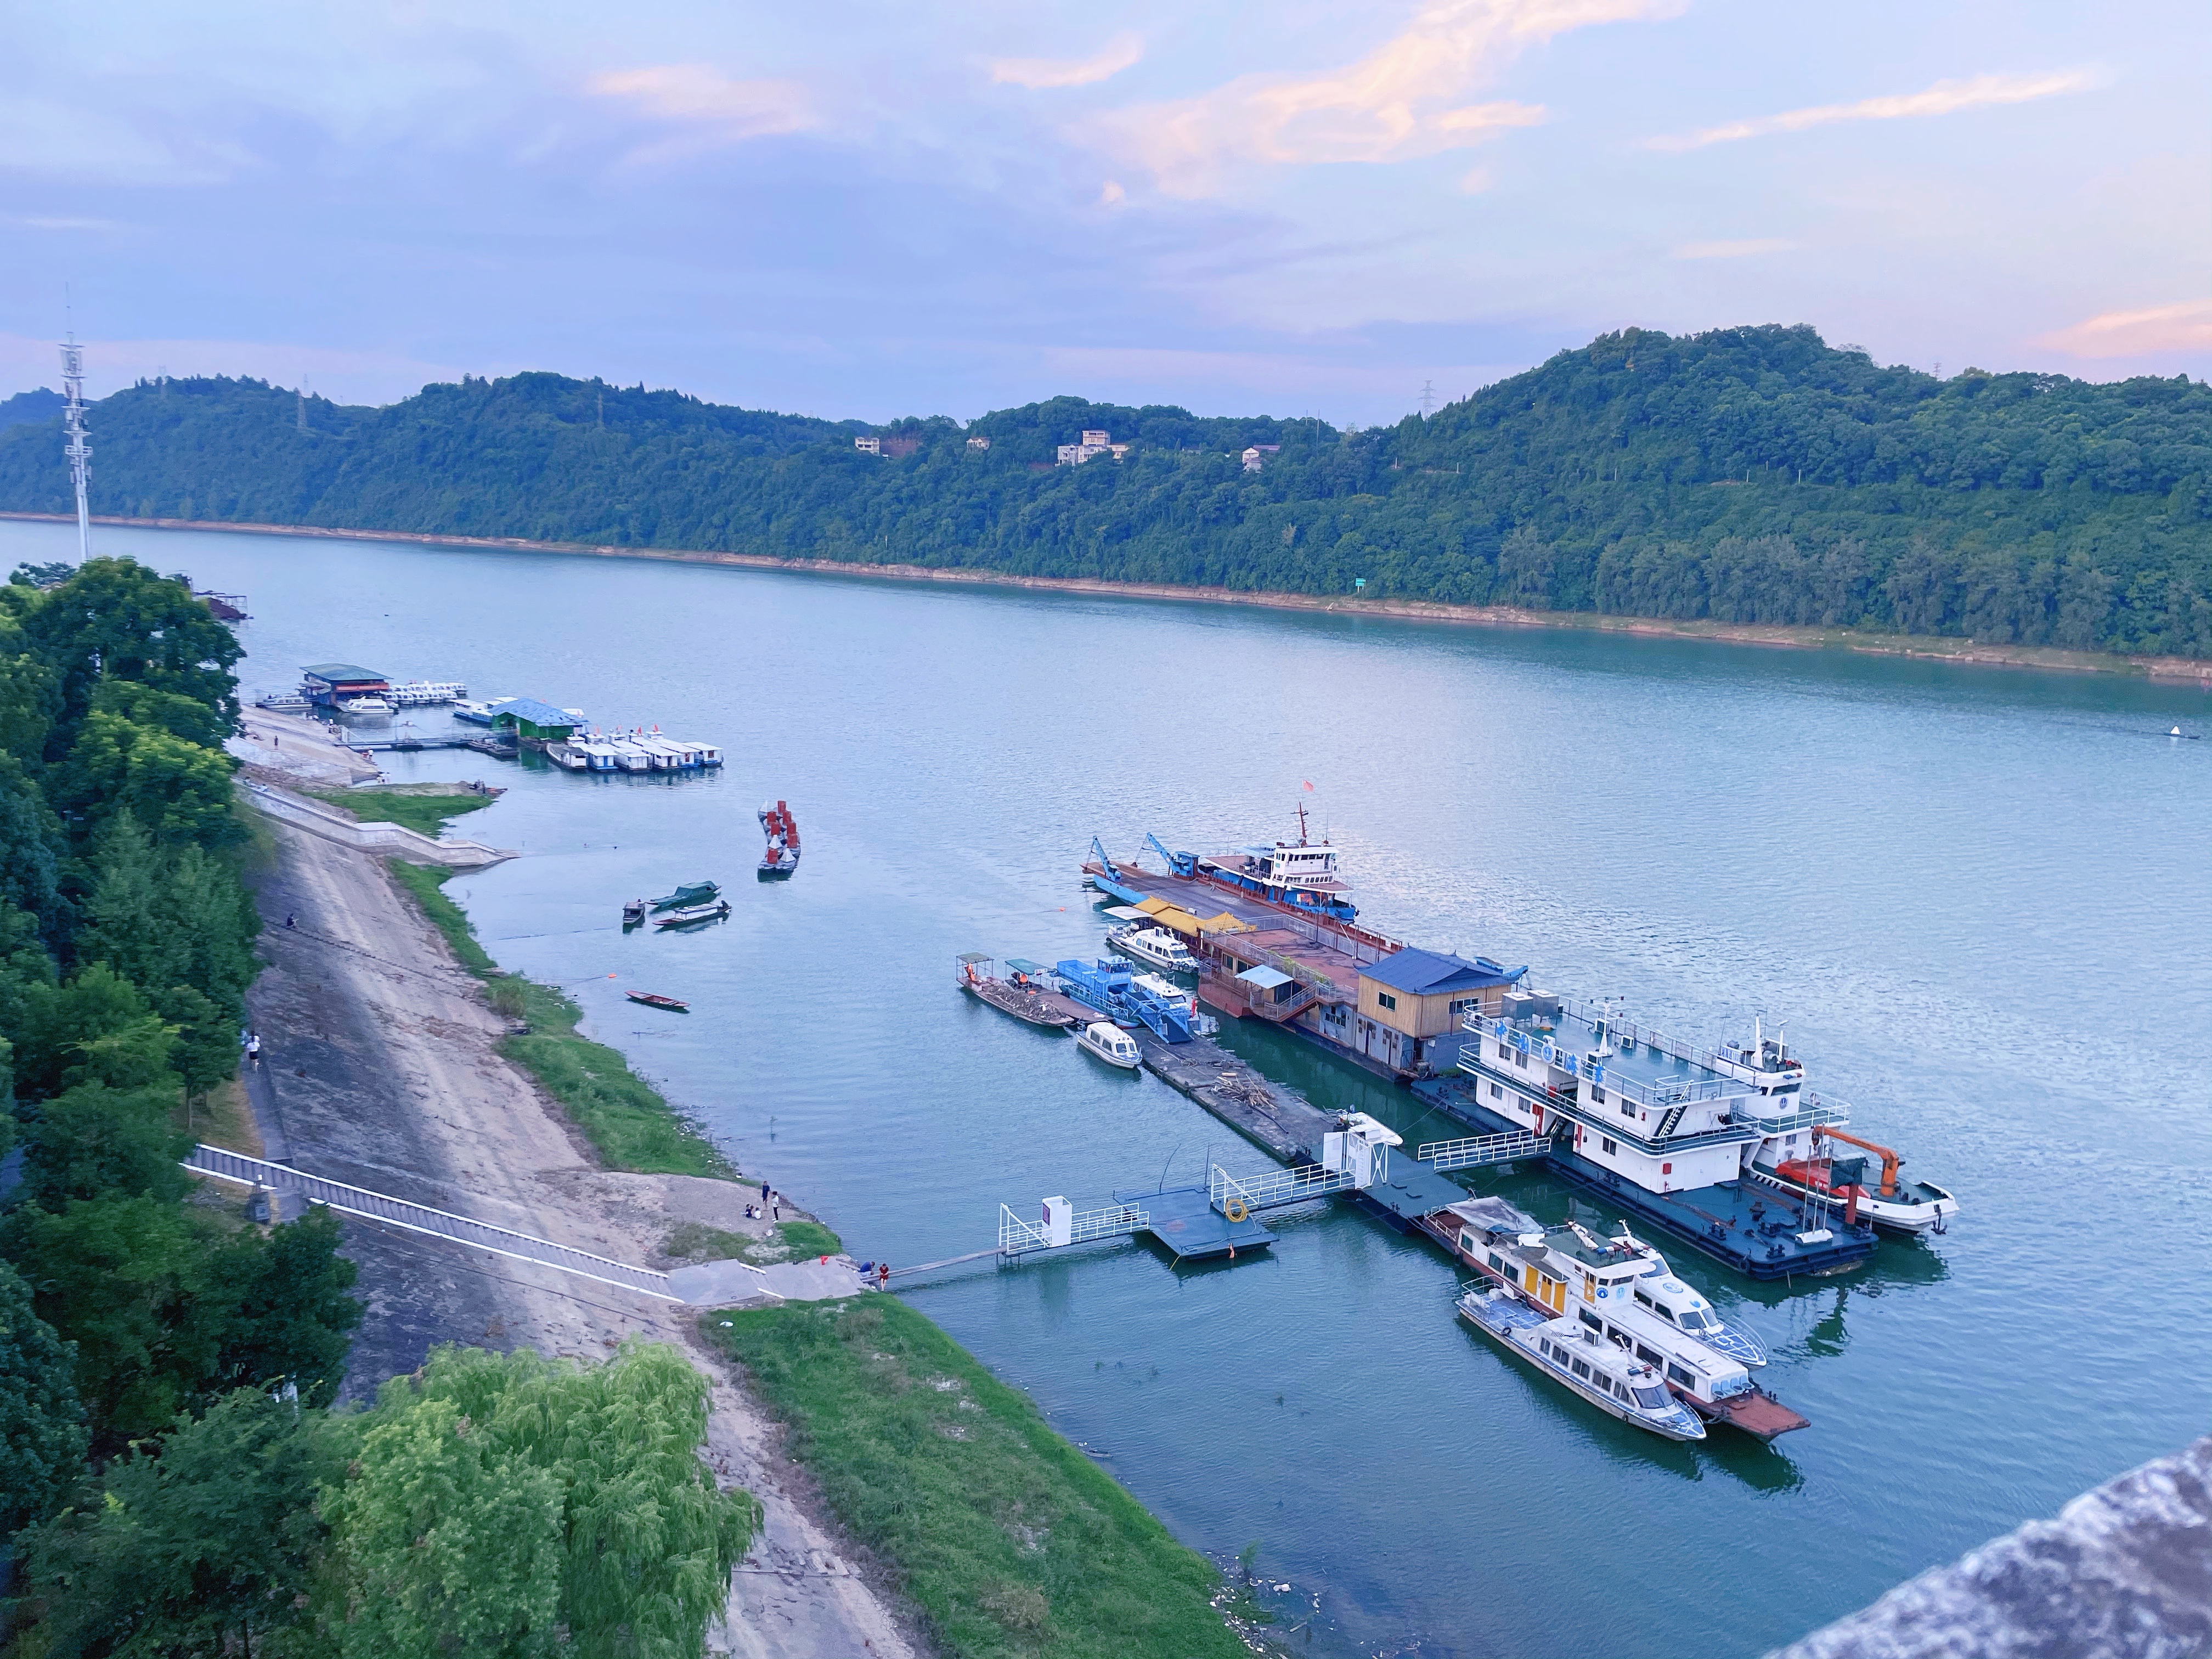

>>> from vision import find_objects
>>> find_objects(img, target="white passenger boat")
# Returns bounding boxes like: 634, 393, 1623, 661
335, 695, 392, 714
1443, 1199, 1807, 1437
1455, 1288, 1706, 1442
451, 698, 506, 725
387, 679, 467, 707
1445, 1197, 1768, 1368
1107, 922, 1197, 974
1075, 1020, 1141, 1070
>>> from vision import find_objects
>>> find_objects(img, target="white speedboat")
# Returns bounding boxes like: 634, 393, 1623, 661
1455, 1288, 1706, 1442
1107, 923, 1196, 974
1075, 1021, 1141, 1070
335, 695, 392, 714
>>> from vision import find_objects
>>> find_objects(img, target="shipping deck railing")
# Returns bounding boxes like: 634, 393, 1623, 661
997, 1202, 1150, 1258
1209, 1162, 1356, 1215
1417, 1130, 1547, 1172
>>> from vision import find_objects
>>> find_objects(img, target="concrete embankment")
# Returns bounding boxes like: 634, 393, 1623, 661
240, 812, 921, 1658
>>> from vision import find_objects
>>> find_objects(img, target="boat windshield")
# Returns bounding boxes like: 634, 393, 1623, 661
1678, 1308, 1714, 1331
1633, 1385, 1670, 1409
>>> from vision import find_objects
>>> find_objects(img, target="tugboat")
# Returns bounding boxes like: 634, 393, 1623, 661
758, 801, 800, 879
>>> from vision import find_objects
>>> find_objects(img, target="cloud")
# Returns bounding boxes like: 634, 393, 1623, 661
1101, 0, 1671, 196
1645, 69, 2099, 152
586, 65, 818, 155
2037, 300, 2212, 358
991, 33, 1143, 91
1673, 237, 1800, 259
1098, 179, 1127, 208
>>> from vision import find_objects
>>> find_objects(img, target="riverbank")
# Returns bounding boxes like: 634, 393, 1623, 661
714, 1297, 1261, 1659
14, 509, 2210, 685
387, 859, 733, 1178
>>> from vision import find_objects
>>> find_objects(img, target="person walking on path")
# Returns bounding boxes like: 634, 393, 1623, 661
246, 1032, 261, 1066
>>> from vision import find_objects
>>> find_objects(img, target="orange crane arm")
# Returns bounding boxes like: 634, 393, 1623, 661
1816, 1127, 1900, 1196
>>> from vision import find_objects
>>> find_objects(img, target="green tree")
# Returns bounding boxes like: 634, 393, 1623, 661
207, 1207, 361, 1406
15, 965, 174, 1101
323, 1343, 755, 1659
14, 1081, 193, 1212
18, 557, 241, 764
0, 1259, 88, 1545
59, 712, 239, 850
21, 1389, 343, 1658
153, 983, 239, 1103
4, 1195, 223, 1449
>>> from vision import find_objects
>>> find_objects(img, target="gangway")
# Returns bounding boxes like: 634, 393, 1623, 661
1417, 1129, 1546, 1172
1208, 1161, 1355, 1215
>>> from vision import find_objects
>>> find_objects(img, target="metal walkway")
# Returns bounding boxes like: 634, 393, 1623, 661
1417, 1129, 1547, 1172
183, 1144, 684, 1301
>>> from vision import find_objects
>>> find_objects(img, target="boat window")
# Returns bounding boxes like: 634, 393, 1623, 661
1635, 1344, 1663, 1367
1570, 1359, 1590, 1380
1633, 1290, 1654, 1310
1634, 1385, 1670, 1409
1489, 1082, 1503, 1099
1488, 1254, 1506, 1274
1600, 1136, 1617, 1155
1679, 1308, 1711, 1330
1654, 1304, 1677, 1323
1667, 1362, 1696, 1388
1578, 1310, 1603, 1333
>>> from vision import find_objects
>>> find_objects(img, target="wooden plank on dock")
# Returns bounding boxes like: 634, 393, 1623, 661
1136, 1031, 1334, 1165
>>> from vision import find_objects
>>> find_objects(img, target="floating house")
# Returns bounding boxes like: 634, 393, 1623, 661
1322, 949, 1526, 1078
300, 663, 391, 710
489, 697, 581, 744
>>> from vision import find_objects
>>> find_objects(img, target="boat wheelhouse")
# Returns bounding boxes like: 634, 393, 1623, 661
1076, 1021, 1141, 1069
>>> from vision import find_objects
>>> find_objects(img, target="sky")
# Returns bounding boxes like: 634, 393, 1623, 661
0, 0, 2205, 426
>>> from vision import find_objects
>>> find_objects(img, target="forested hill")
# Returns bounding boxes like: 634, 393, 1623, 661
2, 325, 2207, 657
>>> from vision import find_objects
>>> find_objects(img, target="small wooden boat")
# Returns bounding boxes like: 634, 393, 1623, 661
648, 881, 720, 912
957, 953, 1077, 1029
758, 801, 800, 878
652, 901, 730, 928
625, 991, 689, 1012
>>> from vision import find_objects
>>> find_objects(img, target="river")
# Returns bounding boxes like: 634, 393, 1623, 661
17, 520, 2209, 1658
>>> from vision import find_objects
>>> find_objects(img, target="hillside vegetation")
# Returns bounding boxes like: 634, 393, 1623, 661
2, 324, 2206, 656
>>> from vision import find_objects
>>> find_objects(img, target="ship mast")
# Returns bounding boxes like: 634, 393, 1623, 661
59, 334, 91, 562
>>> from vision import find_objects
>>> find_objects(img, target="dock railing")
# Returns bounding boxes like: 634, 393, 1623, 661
1208, 1163, 1355, 1215
1417, 1130, 1547, 1172
997, 1201, 1150, 1259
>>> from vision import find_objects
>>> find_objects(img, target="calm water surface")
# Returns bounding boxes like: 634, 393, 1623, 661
19, 521, 2209, 1657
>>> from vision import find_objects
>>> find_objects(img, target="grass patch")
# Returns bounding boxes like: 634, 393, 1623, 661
664, 1219, 845, 1266
712, 1298, 1249, 1659
185, 1076, 261, 1158
307, 783, 495, 839
386, 860, 732, 1180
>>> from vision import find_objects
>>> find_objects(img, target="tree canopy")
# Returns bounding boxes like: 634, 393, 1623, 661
2, 325, 2205, 655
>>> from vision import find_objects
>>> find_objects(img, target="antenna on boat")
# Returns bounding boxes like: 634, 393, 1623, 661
1295, 798, 1308, 846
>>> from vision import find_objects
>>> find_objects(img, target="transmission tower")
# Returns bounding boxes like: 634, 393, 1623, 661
1419, 379, 1437, 419
58, 334, 90, 562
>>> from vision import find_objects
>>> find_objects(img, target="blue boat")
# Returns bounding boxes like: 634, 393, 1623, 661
1053, 960, 1207, 1043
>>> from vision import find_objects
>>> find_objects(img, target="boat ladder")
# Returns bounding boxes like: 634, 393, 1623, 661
1417, 1130, 1547, 1172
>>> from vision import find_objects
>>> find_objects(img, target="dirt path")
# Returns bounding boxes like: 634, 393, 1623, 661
244, 818, 921, 1658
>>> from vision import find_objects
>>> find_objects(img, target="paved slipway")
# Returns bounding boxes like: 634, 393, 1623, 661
239, 803, 919, 1658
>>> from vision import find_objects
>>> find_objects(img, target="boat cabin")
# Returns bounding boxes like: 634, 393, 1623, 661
1346, 949, 1526, 1077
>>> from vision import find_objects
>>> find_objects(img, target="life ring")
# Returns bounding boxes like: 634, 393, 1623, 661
1223, 1198, 1249, 1223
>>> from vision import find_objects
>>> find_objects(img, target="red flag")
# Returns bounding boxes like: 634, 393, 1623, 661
1301, 780, 1314, 791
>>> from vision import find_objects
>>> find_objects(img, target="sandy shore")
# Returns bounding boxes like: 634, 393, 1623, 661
240, 811, 921, 1658
18, 510, 2211, 686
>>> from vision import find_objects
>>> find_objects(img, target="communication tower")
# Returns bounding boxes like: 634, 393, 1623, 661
59, 335, 91, 562
1419, 379, 1437, 419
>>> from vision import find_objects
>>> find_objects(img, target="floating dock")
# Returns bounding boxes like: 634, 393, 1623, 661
1135, 1030, 1329, 1163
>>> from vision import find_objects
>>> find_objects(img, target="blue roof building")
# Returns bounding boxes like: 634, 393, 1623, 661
489, 697, 580, 741
1343, 948, 1527, 1079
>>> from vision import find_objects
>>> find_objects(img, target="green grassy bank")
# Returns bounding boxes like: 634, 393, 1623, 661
386, 858, 732, 1178
304, 780, 497, 839
711, 1297, 1259, 1659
